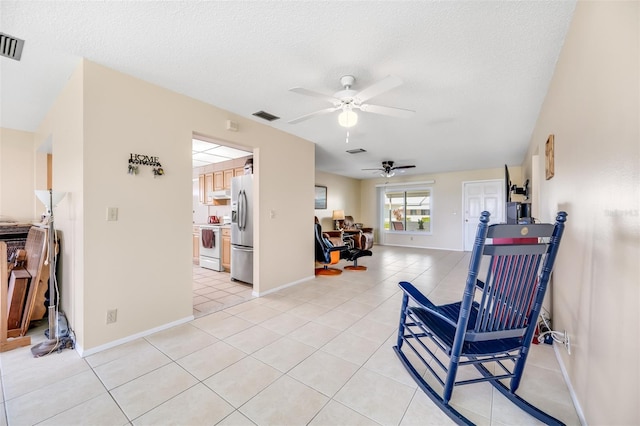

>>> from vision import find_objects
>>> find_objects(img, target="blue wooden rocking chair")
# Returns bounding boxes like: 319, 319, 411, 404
394, 211, 567, 425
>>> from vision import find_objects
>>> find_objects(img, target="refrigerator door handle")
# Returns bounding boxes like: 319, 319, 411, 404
238, 189, 246, 231
232, 246, 253, 253
241, 189, 248, 231
238, 189, 244, 231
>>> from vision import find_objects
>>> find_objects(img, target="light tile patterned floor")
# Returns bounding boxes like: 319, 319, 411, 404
0, 246, 580, 425
192, 265, 254, 317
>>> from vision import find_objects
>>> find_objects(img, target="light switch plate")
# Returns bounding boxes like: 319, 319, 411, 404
107, 207, 118, 221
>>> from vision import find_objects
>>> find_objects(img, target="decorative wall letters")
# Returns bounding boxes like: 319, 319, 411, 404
128, 153, 164, 177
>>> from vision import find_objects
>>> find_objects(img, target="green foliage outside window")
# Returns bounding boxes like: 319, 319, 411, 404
383, 189, 431, 233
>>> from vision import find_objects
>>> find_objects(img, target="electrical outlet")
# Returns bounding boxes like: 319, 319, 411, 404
564, 330, 571, 355
106, 309, 117, 324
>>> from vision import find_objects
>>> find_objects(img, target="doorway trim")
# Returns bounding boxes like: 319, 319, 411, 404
462, 179, 504, 251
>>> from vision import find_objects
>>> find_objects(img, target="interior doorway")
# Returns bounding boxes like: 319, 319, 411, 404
463, 180, 504, 251
191, 135, 255, 317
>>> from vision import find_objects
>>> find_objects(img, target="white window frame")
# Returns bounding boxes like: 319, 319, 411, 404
377, 182, 435, 236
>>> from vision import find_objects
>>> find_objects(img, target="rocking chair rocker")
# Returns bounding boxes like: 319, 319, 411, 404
394, 211, 567, 425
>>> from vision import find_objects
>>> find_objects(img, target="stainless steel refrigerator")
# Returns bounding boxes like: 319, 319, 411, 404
230, 174, 253, 285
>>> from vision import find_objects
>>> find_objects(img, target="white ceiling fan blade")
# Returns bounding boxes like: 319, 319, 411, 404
289, 87, 340, 104
288, 107, 338, 124
359, 103, 415, 118
353, 75, 403, 103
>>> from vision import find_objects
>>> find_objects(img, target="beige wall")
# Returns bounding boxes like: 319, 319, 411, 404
314, 170, 362, 231
36, 62, 86, 348
35, 60, 315, 354
359, 167, 523, 250
0, 128, 47, 222
523, 2, 639, 424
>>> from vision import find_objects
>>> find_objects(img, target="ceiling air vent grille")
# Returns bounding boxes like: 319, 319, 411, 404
346, 148, 366, 154
0, 33, 25, 61
252, 111, 280, 122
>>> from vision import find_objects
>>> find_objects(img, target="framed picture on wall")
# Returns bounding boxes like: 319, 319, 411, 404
545, 134, 555, 180
314, 185, 327, 209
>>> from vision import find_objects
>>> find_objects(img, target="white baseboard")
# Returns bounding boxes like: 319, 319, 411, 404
379, 243, 463, 251
76, 315, 194, 357
553, 343, 587, 426
252, 275, 315, 297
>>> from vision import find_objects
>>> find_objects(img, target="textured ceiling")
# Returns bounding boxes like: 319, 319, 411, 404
0, 1, 576, 179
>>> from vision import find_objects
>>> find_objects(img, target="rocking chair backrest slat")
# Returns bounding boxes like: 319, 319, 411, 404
462, 211, 567, 343
476, 253, 543, 334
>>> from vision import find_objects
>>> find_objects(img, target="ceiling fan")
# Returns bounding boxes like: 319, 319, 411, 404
362, 160, 416, 177
288, 75, 415, 126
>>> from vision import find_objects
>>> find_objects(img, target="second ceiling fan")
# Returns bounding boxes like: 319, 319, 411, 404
288, 75, 415, 126
363, 160, 416, 177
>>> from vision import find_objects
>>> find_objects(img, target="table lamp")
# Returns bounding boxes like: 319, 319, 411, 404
332, 210, 345, 230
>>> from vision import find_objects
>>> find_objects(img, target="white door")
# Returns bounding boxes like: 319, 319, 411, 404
463, 180, 504, 251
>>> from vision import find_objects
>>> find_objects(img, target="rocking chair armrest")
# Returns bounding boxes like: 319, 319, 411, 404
398, 281, 440, 311
399, 281, 459, 328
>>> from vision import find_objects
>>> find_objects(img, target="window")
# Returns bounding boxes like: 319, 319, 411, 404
383, 187, 432, 233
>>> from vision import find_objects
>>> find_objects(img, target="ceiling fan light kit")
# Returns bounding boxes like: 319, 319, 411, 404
288, 75, 415, 126
338, 109, 358, 128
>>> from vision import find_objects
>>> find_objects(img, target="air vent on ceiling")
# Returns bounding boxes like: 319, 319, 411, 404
0, 33, 24, 61
252, 111, 280, 121
346, 148, 367, 154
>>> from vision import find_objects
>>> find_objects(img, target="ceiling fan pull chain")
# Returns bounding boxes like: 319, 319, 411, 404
345, 130, 349, 144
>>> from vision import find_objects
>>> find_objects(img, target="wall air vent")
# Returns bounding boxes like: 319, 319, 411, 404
0, 33, 25, 61
252, 111, 280, 121
346, 148, 367, 154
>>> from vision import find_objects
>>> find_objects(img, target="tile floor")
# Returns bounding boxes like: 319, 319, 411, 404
192, 266, 254, 318
0, 246, 580, 425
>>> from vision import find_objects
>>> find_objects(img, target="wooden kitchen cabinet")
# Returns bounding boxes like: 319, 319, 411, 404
193, 226, 200, 264
223, 169, 234, 190
213, 171, 224, 191
198, 175, 205, 204
221, 227, 231, 271
234, 167, 245, 177
204, 173, 214, 204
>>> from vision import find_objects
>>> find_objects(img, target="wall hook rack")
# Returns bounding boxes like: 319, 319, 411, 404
127, 153, 164, 177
